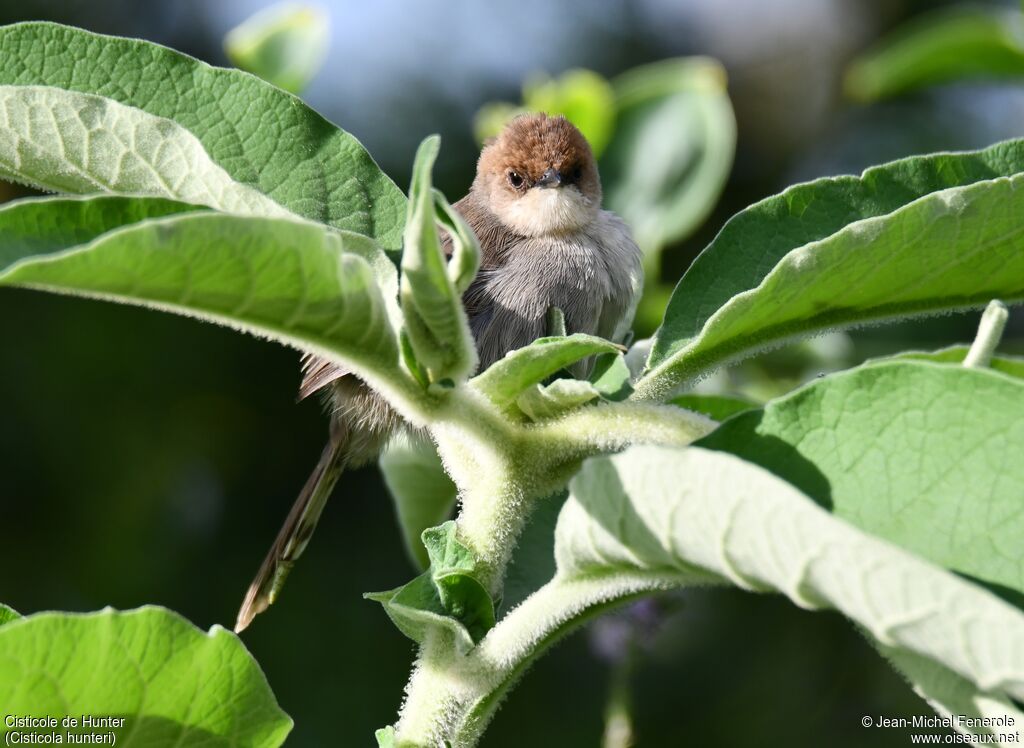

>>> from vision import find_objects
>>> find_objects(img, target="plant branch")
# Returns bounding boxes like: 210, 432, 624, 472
391, 397, 717, 746
446, 570, 720, 746
963, 299, 1008, 369
431, 398, 716, 595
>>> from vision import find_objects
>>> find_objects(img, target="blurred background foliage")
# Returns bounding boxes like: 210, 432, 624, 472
1, 0, 1022, 745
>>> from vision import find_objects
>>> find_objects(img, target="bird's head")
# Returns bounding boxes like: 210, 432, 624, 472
473, 113, 601, 237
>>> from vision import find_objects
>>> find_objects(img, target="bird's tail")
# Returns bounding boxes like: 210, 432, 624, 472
235, 427, 348, 633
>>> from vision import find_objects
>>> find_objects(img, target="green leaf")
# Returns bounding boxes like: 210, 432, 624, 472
366, 575, 477, 653
601, 57, 735, 269
434, 188, 481, 295
0, 212, 415, 406
467, 361, 1024, 741
698, 360, 1024, 605
0, 194, 200, 266
471, 334, 621, 409
422, 522, 496, 639
516, 379, 600, 421
881, 344, 1024, 380
499, 490, 568, 613
636, 138, 1024, 400
379, 434, 458, 571
0, 86, 290, 217
0, 606, 291, 746
588, 351, 633, 401
400, 136, 478, 386
668, 393, 756, 421
845, 7, 1024, 102
224, 3, 329, 94
0, 604, 20, 627
879, 646, 1024, 743
469, 442, 1024, 745
367, 522, 495, 654
548, 446, 1024, 712
0, 22, 405, 248
523, 69, 616, 157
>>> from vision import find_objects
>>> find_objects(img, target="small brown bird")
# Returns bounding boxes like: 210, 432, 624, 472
235, 113, 643, 632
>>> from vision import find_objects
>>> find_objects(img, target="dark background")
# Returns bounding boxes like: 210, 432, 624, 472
1, 0, 1022, 745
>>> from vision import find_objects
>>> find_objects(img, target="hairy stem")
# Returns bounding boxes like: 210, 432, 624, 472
392, 631, 470, 746
963, 299, 1008, 369
392, 398, 717, 746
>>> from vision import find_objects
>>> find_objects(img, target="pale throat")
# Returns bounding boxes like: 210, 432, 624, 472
497, 186, 597, 237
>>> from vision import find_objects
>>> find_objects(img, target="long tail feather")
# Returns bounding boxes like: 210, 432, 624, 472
235, 430, 348, 632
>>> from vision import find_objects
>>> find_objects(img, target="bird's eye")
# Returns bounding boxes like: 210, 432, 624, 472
572, 165, 583, 182
507, 170, 524, 189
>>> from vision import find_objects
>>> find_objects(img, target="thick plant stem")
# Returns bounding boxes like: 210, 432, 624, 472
963, 300, 1008, 369
429, 390, 525, 593
392, 398, 716, 746
392, 631, 469, 746
525, 401, 716, 464
436, 398, 716, 595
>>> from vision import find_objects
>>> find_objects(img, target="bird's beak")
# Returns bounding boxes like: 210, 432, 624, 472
535, 167, 562, 189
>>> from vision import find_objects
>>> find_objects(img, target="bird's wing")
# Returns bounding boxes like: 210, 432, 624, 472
597, 211, 645, 344
297, 353, 349, 401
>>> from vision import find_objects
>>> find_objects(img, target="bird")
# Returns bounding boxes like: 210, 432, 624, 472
234, 113, 643, 632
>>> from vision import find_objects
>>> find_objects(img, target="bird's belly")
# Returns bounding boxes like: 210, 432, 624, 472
470, 241, 608, 368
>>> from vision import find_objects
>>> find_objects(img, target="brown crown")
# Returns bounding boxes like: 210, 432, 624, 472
479, 113, 596, 185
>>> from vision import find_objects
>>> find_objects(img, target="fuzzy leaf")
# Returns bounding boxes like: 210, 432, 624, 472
845, 6, 1024, 102
470, 444, 1024, 744
433, 188, 480, 295
0, 194, 200, 266
0, 86, 289, 218
422, 522, 496, 641
881, 345, 1024, 380
224, 3, 329, 94
469, 362, 1024, 743
366, 575, 477, 654
367, 523, 495, 653
516, 379, 601, 421
0, 212, 414, 405
587, 351, 633, 401
0, 22, 404, 247
547, 447, 1024, 725
698, 360, 1024, 605
400, 136, 477, 385
880, 647, 1024, 742
471, 334, 621, 409
379, 435, 457, 571
637, 139, 1024, 400
602, 57, 735, 268
0, 606, 291, 746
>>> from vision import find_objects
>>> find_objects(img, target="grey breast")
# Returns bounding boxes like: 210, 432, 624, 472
469, 213, 637, 371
